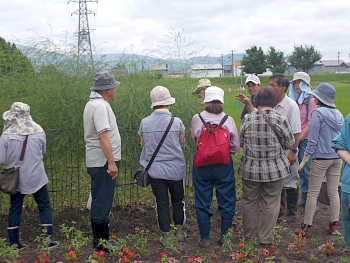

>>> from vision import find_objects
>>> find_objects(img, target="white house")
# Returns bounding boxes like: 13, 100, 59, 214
189, 64, 224, 78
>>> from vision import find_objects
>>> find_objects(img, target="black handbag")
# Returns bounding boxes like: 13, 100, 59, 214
0, 135, 28, 195
134, 117, 174, 187
318, 181, 341, 206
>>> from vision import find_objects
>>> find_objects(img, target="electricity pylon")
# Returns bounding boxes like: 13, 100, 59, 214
68, 0, 97, 69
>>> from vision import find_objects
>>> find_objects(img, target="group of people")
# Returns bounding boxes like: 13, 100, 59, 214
1, 70, 350, 252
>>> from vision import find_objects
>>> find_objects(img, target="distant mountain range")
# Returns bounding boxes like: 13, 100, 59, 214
92, 53, 245, 71
17, 44, 245, 71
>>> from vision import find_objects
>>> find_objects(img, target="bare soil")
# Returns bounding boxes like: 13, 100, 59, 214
0, 200, 349, 263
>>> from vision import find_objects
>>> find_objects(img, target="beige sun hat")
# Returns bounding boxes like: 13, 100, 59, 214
292, 72, 311, 87
150, 86, 176, 108
192, 79, 211, 95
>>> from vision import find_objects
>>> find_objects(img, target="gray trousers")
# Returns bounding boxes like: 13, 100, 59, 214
242, 178, 284, 244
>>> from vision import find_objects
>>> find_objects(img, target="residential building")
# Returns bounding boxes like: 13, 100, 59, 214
321, 60, 348, 73
188, 64, 224, 78
149, 65, 168, 78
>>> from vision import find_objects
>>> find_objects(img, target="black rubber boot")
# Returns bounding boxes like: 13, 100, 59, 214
218, 219, 232, 245
198, 221, 210, 248
92, 219, 115, 252
278, 189, 286, 219
41, 225, 59, 248
7, 227, 27, 250
278, 188, 298, 223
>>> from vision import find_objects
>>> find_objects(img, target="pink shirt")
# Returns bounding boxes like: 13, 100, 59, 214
299, 97, 318, 138
191, 110, 240, 154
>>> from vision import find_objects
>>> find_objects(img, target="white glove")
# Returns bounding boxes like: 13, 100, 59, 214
298, 154, 310, 172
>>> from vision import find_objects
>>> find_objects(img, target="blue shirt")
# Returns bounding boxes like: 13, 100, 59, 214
240, 98, 255, 120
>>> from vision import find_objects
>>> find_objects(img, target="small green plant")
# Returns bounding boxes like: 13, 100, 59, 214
159, 229, 178, 251
332, 230, 345, 246
318, 239, 335, 258
125, 227, 150, 254
60, 222, 89, 254
34, 233, 52, 255
64, 250, 79, 262
338, 257, 350, 263
229, 238, 258, 263
86, 250, 107, 263
288, 232, 307, 257
82, 215, 92, 228
220, 228, 235, 253
34, 251, 50, 263
118, 247, 138, 262
0, 237, 20, 263
308, 254, 318, 262
270, 222, 286, 247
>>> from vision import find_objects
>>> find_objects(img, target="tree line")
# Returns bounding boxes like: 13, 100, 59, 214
242, 44, 322, 74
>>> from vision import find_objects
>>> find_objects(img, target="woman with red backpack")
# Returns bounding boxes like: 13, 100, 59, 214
191, 86, 240, 248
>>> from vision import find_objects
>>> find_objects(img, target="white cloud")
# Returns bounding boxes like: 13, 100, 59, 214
1, 0, 349, 60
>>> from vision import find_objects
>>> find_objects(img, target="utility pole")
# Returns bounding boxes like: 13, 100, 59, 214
231, 50, 237, 84
221, 54, 224, 77
338, 52, 340, 73
68, 0, 97, 69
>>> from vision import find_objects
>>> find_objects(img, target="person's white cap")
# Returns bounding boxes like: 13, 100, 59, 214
203, 86, 224, 103
245, 74, 260, 85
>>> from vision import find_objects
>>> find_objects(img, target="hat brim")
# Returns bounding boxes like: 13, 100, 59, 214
291, 77, 311, 87
245, 80, 260, 85
91, 80, 120, 90
2, 110, 10, 121
309, 91, 335, 107
151, 97, 175, 108
203, 96, 224, 103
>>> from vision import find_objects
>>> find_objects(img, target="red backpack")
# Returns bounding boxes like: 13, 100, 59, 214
194, 113, 231, 167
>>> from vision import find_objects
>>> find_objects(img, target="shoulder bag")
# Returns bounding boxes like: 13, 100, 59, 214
259, 110, 283, 146
0, 135, 28, 195
134, 117, 174, 187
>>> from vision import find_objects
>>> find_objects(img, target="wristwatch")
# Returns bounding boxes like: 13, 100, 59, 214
290, 149, 297, 153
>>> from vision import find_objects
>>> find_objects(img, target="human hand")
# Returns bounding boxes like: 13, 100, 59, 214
287, 151, 297, 165
298, 154, 310, 172
235, 93, 250, 104
107, 162, 118, 180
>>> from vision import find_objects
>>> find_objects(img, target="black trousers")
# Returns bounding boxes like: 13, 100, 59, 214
150, 177, 185, 232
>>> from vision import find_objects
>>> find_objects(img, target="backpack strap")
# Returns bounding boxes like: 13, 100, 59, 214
303, 95, 313, 121
218, 115, 228, 128
198, 113, 210, 128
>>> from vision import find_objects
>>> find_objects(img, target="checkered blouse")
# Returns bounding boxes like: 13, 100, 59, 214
238, 109, 295, 182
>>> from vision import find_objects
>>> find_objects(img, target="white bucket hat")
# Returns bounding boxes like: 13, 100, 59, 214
292, 72, 311, 87
203, 86, 224, 103
150, 86, 175, 108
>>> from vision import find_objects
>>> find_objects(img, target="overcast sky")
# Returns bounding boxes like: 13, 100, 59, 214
1, 0, 349, 61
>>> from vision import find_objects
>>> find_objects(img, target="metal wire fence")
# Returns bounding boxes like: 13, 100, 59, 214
0, 127, 198, 214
